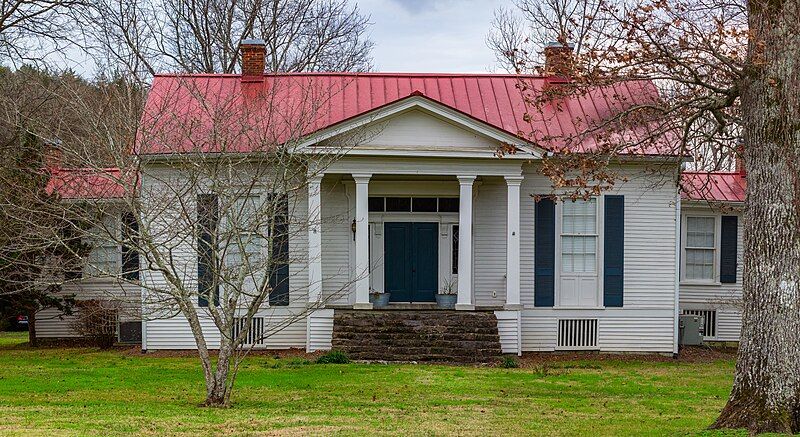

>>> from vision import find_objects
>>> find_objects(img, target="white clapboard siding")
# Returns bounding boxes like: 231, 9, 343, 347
473, 178, 508, 306
36, 281, 141, 338
320, 179, 353, 305
598, 314, 675, 352
522, 310, 675, 353
494, 310, 521, 355
306, 309, 334, 352
716, 309, 743, 341
520, 316, 558, 351
145, 310, 308, 350
140, 166, 309, 350
519, 163, 679, 353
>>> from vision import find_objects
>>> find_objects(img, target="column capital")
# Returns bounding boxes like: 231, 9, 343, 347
457, 175, 477, 184
504, 175, 524, 186
352, 173, 372, 183
308, 174, 324, 184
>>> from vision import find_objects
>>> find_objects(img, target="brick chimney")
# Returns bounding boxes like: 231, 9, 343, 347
240, 39, 265, 82
544, 41, 575, 78
735, 145, 746, 176
44, 141, 63, 171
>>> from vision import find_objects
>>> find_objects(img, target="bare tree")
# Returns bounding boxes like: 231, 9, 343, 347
81, 0, 373, 79
0, 0, 85, 64
487, 0, 616, 73
24, 72, 361, 406
504, 0, 800, 430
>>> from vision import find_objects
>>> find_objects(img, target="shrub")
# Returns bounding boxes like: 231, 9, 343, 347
500, 355, 519, 368
316, 350, 350, 364
69, 300, 118, 349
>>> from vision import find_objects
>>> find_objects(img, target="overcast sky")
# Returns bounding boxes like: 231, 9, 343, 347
358, 0, 510, 73
44, 0, 511, 76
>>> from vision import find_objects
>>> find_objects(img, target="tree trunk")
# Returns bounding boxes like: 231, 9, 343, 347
711, 0, 800, 432
202, 343, 232, 407
27, 311, 37, 347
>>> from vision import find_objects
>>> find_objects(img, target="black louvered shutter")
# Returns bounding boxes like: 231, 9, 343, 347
720, 216, 738, 283
534, 198, 555, 307
121, 211, 140, 281
197, 194, 219, 307
269, 194, 290, 306
603, 195, 624, 307
63, 223, 83, 280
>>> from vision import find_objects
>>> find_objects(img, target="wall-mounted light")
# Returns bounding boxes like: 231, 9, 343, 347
351, 218, 357, 241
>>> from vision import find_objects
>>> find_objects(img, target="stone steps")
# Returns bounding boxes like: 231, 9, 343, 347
331, 310, 502, 362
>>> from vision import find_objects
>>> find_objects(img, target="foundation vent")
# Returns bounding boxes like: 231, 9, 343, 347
557, 318, 598, 349
233, 317, 265, 346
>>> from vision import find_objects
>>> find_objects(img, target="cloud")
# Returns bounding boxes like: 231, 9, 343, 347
359, 0, 509, 72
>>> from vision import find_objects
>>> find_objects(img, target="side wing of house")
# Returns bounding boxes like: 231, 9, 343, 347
678, 203, 743, 342
36, 205, 141, 341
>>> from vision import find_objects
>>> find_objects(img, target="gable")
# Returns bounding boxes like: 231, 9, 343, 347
319, 106, 520, 157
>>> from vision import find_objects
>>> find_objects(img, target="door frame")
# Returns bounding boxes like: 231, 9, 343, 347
368, 212, 458, 297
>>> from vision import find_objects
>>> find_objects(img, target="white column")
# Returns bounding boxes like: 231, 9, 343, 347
308, 175, 323, 305
505, 176, 523, 309
456, 175, 476, 310
353, 173, 372, 309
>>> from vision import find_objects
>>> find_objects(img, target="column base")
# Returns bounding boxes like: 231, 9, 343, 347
455, 304, 475, 311
503, 304, 523, 310
352, 302, 374, 310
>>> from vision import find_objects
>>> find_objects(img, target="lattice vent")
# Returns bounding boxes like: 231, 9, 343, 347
557, 319, 598, 349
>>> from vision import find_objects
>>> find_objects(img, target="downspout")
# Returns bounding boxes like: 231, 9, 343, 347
141, 288, 148, 353
673, 182, 682, 357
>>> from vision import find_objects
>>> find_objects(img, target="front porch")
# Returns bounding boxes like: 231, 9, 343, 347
306, 156, 527, 313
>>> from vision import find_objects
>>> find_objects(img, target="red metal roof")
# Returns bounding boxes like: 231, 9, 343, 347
46, 168, 127, 200
681, 171, 746, 203
138, 72, 671, 155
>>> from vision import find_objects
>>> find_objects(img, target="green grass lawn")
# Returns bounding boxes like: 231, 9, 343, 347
0, 332, 744, 436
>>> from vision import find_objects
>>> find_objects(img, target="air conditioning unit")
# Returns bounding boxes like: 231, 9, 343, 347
679, 314, 704, 346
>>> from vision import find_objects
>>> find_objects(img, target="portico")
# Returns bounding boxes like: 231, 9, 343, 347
306, 156, 526, 311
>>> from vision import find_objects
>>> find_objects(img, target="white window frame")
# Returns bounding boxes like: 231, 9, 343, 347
554, 197, 605, 309
224, 193, 270, 299
680, 213, 721, 285
84, 213, 121, 277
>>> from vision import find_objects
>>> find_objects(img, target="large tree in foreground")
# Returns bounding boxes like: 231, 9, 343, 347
495, 0, 799, 431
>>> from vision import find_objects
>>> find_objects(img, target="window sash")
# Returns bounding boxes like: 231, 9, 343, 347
686, 216, 715, 249
684, 216, 717, 281
561, 199, 598, 274
86, 244, 119, 275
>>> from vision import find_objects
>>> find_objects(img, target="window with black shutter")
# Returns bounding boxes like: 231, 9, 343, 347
197, 194, 219, 307
121, 211, 140, 281
269, 194, 290, 306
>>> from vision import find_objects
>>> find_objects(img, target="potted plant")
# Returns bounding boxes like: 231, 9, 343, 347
436, 276, 458, 309
369, 289, 391, 308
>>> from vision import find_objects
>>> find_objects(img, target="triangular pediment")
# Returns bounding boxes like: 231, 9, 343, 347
300, 95, 542, 159
322, 107, 503, 152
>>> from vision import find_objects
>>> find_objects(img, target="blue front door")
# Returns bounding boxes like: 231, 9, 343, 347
384, 222, 438, 302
